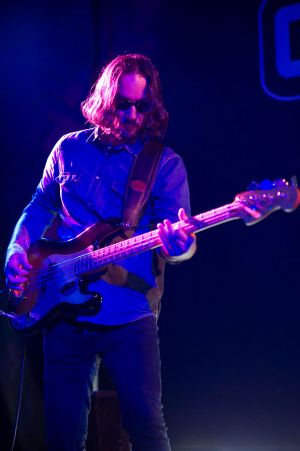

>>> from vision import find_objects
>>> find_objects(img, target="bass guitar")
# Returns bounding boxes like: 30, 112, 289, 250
6, 177, 300, 334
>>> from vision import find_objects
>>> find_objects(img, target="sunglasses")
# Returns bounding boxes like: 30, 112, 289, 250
115, 98, 153, 113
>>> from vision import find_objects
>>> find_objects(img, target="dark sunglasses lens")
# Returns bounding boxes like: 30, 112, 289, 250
116, 100, 132, 111
135, 100, 152, 113
116, 100, 153, 113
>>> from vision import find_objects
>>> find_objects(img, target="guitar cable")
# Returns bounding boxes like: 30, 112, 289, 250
9, 336, 27, 451
0, 287, 27, 451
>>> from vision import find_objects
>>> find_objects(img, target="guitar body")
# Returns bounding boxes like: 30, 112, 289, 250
9, 220, 123, 334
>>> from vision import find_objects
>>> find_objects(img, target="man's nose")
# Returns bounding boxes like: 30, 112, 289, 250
127, 105, 137, 119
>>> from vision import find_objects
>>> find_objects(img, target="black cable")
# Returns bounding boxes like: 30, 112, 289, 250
9, 337, 27, 451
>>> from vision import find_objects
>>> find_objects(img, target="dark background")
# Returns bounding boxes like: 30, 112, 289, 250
1, 1, 299, 450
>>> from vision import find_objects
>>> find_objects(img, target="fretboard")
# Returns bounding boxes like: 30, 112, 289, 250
72, 201, 241, 275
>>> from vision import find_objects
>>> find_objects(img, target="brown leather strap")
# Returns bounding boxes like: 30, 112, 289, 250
123, 140, 164, 230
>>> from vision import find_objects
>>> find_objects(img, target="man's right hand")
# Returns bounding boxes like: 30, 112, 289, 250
4, 244, 32, 295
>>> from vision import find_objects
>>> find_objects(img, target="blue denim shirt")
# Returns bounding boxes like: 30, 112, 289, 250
12, 128, 191, 325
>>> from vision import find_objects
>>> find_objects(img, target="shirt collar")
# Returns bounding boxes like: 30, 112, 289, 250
86, 127, 145, 156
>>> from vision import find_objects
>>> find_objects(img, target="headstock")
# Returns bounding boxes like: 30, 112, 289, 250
234, 177, 300, 225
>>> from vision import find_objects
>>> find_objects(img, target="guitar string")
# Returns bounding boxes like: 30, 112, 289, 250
18, 190, 286, 289
39, 203, 239, 278
34, 205, 237, 282
25, 206, 240, 294
24, 205, 240, 295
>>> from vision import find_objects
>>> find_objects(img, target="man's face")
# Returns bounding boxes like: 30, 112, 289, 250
115, 72, 152, 142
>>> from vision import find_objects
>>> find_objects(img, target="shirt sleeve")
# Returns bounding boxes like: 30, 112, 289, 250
150, 152, 191, 225
8, 142, 61, 248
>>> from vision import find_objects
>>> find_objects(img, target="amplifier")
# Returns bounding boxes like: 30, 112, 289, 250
86, 390, 131, 451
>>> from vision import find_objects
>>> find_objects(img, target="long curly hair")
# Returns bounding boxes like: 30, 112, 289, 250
81, 54, 169, 139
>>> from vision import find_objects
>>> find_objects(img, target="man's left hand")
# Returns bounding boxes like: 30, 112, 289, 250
157, 208, 197, 263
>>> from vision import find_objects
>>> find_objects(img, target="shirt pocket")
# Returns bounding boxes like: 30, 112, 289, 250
55, 171, 94, 203
56, 172, 80, 184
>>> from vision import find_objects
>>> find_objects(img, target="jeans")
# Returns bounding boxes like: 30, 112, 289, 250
43, 316, 171, 451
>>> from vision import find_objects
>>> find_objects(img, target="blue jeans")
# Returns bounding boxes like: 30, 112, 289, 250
43, 316, 171, 451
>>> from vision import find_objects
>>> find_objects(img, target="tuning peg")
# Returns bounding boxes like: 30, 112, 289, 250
272, 178, 289, 187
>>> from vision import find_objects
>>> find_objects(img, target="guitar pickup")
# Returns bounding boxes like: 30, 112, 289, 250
60, 281, 77, 295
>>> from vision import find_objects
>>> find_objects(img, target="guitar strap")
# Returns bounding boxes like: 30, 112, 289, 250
122, 139, 164, 230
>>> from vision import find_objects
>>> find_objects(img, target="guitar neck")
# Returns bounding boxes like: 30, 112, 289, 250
73, 201, 241, 275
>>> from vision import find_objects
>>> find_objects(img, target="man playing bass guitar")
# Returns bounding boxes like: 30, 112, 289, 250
4, 53, 196, 451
